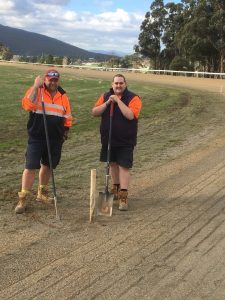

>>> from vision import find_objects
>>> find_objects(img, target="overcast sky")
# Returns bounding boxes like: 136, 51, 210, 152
0, 0, 180, 54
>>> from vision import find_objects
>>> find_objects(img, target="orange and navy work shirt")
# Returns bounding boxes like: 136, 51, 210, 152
22, 85, 72, 140
95, 92, 142, 119
94, 88, 142, 147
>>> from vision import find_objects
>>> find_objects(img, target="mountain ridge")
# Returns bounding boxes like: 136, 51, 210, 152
0, 24, 112, 60
91, 50, 129, 57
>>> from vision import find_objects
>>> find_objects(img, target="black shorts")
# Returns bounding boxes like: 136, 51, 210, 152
25, 137, 63, 169
100, 145, 134, 169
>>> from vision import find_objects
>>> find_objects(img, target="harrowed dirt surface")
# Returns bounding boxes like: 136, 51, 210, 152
1, 64, 225, 299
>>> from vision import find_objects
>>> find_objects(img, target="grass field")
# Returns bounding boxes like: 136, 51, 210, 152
1, 64, 225, 205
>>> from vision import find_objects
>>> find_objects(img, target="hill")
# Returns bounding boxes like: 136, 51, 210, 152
91, 50, 129, 57
0, 24, 111, 60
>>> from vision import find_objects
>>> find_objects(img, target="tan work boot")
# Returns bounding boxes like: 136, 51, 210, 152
15, 192, 29, 214
118, 190, 128, 211
111, 184, 120, 200
36, 185, 54, 204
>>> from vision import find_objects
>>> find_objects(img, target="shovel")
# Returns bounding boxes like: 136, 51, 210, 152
97, 101, 114, 217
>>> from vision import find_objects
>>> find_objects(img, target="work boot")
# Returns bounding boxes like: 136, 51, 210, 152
111, 184, 120, 200
118, 190, 128, 211
36, 185, 54, 204
15, 192, 29, 214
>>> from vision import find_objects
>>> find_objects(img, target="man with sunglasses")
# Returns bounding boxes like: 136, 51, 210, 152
15, 68, 72, 214
92, 74, 142, 211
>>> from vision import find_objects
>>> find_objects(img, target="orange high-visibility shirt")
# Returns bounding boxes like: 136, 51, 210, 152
22, 86, 72, 128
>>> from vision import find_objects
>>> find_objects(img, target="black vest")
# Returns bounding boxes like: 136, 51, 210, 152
100, 88, 138, 147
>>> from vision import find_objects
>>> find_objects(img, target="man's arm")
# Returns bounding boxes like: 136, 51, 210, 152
22, 76, 44, 112
27, 76, 44, 103
62, 95, 72, 142
109, 95, 134, 120
92, 95, 111, 117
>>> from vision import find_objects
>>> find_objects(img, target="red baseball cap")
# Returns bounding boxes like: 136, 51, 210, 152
45, 68, 60, 80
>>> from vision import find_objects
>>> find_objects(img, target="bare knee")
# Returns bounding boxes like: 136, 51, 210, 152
23, 169, 36, 176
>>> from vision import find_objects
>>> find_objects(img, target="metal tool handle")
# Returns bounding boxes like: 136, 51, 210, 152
105, 101, 114, 193
40, 87, 59, 220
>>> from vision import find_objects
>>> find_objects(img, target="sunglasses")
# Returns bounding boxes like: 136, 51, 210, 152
47, 72, 60, 77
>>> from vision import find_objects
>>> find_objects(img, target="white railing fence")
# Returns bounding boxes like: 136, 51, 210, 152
1, 59, 225, 79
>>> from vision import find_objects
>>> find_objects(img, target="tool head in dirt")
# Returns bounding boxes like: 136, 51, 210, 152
97, 191, 114, 217
54, 196, 61, 220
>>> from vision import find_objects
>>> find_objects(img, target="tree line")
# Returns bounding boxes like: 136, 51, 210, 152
0, 41, 145, 69
0, 43, 13, 60
135, 0, 225, 72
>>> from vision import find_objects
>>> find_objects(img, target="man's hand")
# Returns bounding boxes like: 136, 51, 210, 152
109, 95, 120, 103
28, 76, 44, 104
63, 130, 69, 141
109, 95, 134, 120
33, 76, 44, 89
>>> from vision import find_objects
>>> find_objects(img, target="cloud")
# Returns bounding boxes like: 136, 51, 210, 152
0, 0, 143, 53
0, 1, 13, 11
0, 0, 31, 13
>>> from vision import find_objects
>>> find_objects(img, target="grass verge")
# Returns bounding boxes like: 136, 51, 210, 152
1, 64, 224, 204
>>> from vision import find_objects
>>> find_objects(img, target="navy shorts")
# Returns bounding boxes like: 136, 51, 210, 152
100, 145, 134, 169
25, 137, 63, 169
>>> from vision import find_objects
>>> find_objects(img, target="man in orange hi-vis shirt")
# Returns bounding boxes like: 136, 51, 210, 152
15, 69, 72, 214
92, 74, 142, 211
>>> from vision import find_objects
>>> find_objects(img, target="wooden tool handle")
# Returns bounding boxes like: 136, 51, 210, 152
90, 169, 96, 222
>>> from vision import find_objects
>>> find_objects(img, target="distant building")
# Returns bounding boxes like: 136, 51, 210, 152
12, 55, 21, 61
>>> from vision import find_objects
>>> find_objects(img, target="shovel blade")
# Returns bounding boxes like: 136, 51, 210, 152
97, 192, 114, 217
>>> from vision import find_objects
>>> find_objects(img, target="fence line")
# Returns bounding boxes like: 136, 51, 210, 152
1, 59, 225, 79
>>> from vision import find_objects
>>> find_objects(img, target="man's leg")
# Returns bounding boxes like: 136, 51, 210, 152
110, 162, 120, 199
110, 162, 119, 184
118, 166, 130, 190
36, 164, 53, 203
37, 138, 62, 204
117, 145, 133, 211
15, 169, 36, 214
118, 165, 129, 211
39, 164, 51, 185
22, 168, 36, 190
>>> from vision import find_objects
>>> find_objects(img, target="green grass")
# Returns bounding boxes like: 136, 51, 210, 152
1, 64, 225, 202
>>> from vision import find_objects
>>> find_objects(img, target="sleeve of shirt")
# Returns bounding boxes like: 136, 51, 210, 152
63, 95, 72, 127
128, 96, 142, 119
94, 95, 104, 107
21, 87, 39, 112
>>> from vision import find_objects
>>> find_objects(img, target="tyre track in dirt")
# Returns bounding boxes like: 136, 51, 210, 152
2, 63, 225, 299
2, 134, 225, 299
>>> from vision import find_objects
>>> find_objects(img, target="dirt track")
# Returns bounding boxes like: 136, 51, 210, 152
1, 65, 225, 299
